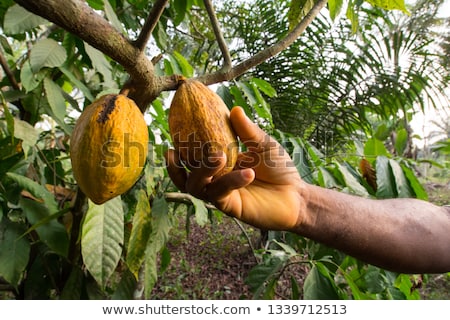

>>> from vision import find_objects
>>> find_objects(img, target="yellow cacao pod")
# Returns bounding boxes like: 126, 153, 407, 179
168, 79, 238, 177
70, 94, 148, 204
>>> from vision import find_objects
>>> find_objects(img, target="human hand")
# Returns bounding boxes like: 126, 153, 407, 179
165, 106, 306, 231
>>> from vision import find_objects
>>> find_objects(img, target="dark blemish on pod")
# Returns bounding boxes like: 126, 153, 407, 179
97, 95, 119, 123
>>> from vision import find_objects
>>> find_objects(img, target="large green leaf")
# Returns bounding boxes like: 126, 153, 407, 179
43, 77, 67, 124
12, 118, 39, 157
394, 128, 408, 155
3, 4, 48, 34
20, 198, 69, 257
143, 196, 172, 298
400, 162, 428, 200
29, 39, 67, 73
126, 190, 152, 278
375, 156, 396, 198
303, 264, 339, 299
6, 172, 58, 212
172, 51, 194, 78
103, 0, 124, 32
245, 254, 286, 299
81, 197, 124, 288
59, 66, 95, 103
60, 266, 84, 299
334, 162, 369, 197
364, 137, 389, 158
84, 42, 114, 87
191, 196, 208, 226
0, 219, 30, 287
388, 159, 413, 198
20, 60, 47, 92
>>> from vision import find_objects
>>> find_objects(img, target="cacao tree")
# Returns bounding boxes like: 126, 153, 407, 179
0, 0, 447, 299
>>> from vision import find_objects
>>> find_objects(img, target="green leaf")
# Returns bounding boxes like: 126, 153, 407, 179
0, 35, 13, 55
143, 196, 172, 298
287, 0, 315, 30
327, 0, 344, 21
60, 266, 84, 299
20, 198, 69, 257
334, 162, 369, 196
43, 77, 66, 122
290, 275, 301, 299
172, 51, 194, 78
303, 264, 339, 299
59, 66, 94, 102
172, 0, 188, 26
374, 122, 391, 141
3, 4, 48, 34
103, 0, 124, 32
230, 85, 249, 110
20, 60, 47, 92
13, 118, 39, 157
365, 0, 409, 14
394, 128, 408, 155
376, 156, 396, 198
249, 81, 273, 127
81, 198, 124, 288
191, 196, 208, 226
1, 100, 14, 136
400, 163, 427, 200
388, 159, 413, 198
364, 265, 385, 294
111, 269, 137, 300
290, 137, 314, 184
0, 219, 30, 287
251, 78, 277, 97
318, 167, 339, 189
245, 255, 286, 299
346, 0, 359, 34
6, 172, 58, 212
30, 39, 67, 73
84, 42, 114, 87
364, 137, 389, 158
126, 190, 152, 278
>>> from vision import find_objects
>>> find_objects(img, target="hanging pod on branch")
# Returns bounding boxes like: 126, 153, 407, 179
70, 93, 149, 204
168, 78, 238, 178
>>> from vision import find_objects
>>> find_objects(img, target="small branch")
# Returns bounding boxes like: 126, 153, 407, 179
0, 49, 20, 90
232, 218, 260, 264
164, 192, 217, 210
14, 0, 163, 110
133, 0, 168, 51
197, 0, 328, 85
203, 0, 231, 71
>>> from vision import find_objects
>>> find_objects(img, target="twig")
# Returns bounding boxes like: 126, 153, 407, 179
133, 0, 168, 51
0, 49, 20, 90
203, 0, 231, 71
231, 217, 260, 264
197, 0, 328, 84
164, 191, 216, 210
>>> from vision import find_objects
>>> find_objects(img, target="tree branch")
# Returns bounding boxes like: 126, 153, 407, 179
203, 0, 231, 71
133, 0, 168, 51
14, 0, 176, 110
197, 0, 328, 85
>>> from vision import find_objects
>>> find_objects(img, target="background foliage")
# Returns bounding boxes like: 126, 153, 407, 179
0, 0, 449, 299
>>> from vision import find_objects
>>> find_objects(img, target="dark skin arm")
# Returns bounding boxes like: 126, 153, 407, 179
165, 106, 450, 274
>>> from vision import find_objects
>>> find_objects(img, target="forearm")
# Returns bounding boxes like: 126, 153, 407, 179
295, 184, 450, 274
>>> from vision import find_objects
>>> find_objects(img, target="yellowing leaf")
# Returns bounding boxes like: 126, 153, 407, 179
365, 0, 410, 14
